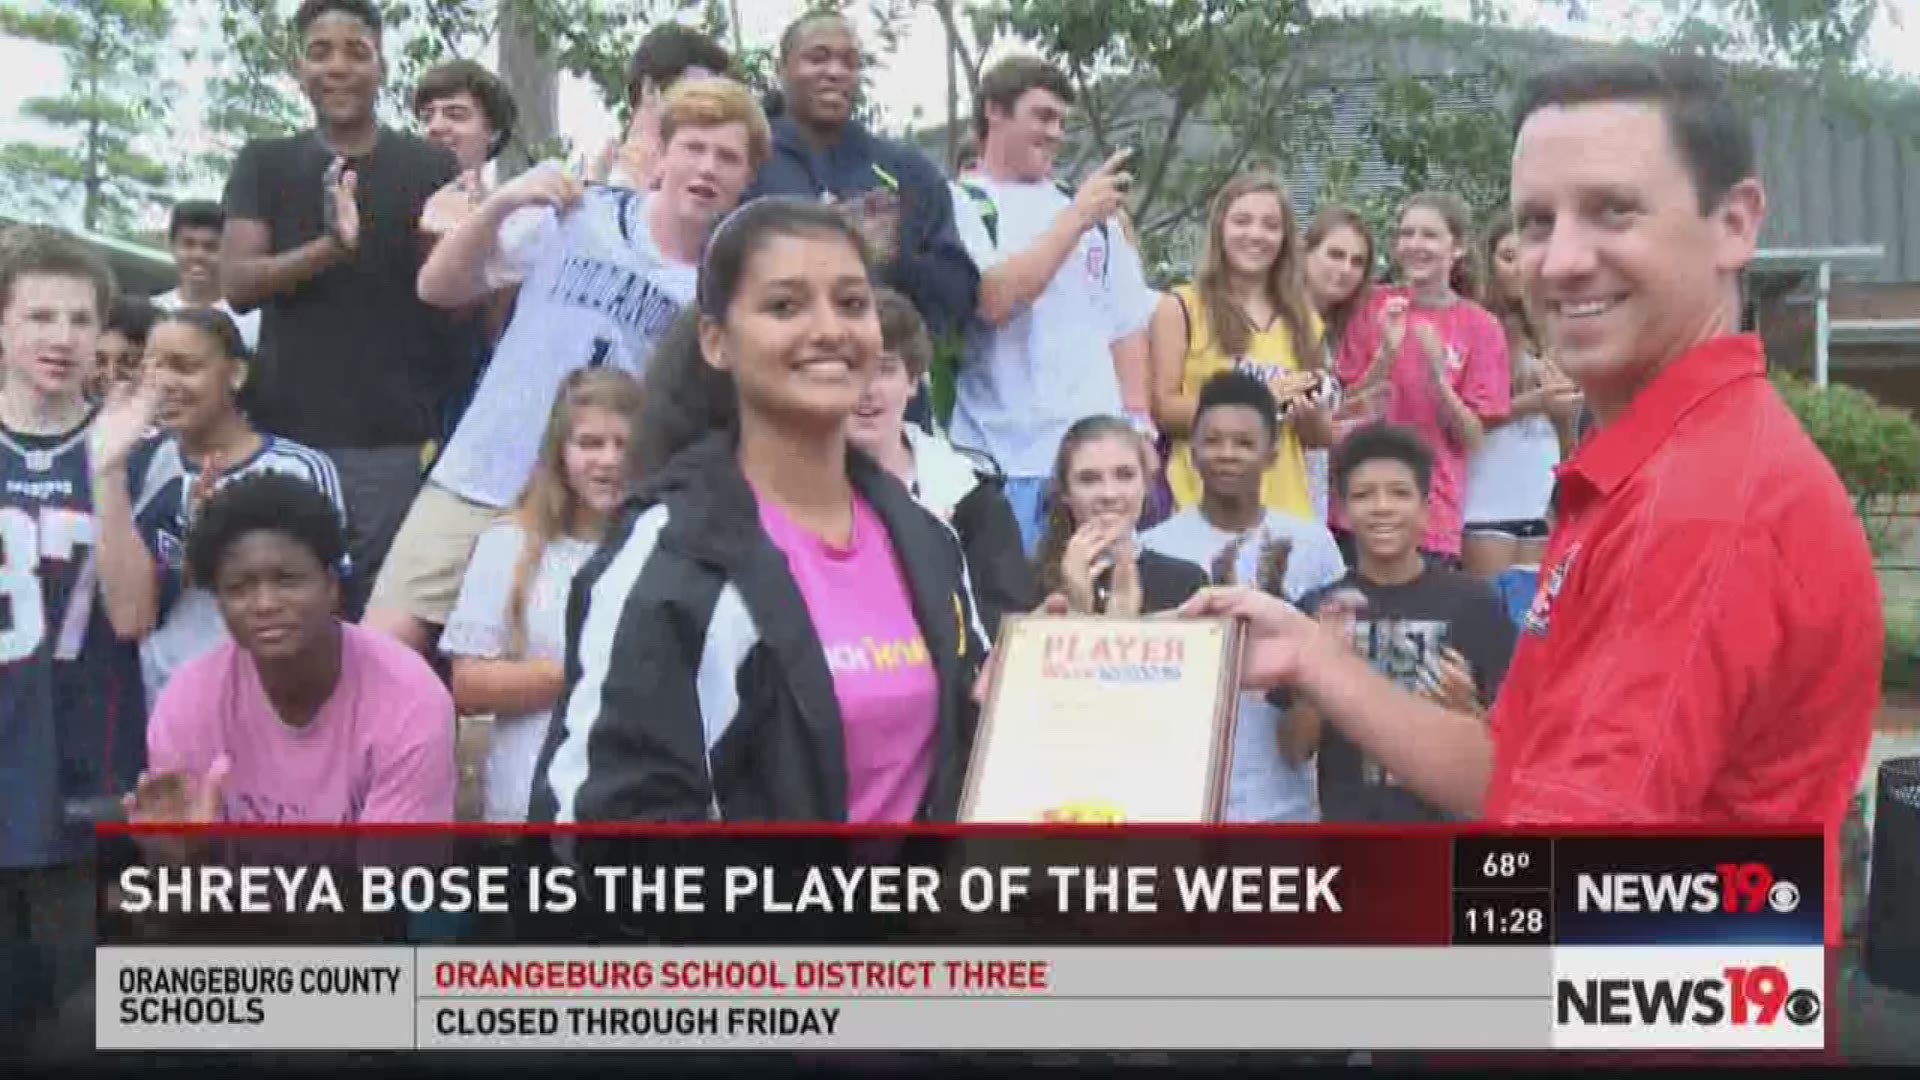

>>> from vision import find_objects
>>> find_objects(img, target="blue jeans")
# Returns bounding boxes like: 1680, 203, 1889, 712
1004, 476, 1050, 559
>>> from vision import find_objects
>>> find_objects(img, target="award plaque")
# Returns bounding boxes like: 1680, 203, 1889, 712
959, 616, 1244, 823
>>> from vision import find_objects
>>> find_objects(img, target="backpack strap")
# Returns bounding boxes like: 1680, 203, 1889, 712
957, 179, 998, 246
959, 178, 1114, 269
1055, 179, 1112, 282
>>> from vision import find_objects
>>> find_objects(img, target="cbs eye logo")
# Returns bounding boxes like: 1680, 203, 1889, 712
1783, 987, 1822, 1026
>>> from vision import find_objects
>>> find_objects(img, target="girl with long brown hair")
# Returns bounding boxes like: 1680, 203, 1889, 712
1300, 203, 1377, 520
1302, 204, 1376, 351
1035, 415, 1207, 617
1148, 172, 1333, 523
439, 366, 644, 822
1461, 212, 1582, 579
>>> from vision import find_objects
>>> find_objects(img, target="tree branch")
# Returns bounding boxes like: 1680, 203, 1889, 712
1136, 36, 1299, 251
933, 0, 981, 98
1141, 197, 1208, 238
1070, 66, 1113, 155
1133, 0, 1225, 223
1131, 93, 1191, 226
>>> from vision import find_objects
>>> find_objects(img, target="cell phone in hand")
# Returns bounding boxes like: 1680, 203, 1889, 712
322, 157, 345, 236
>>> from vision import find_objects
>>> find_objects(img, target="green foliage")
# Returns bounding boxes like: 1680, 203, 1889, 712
0, 0, 177, 235
375, 1, 495, 118
1772, 373, 1920, 556
197, 0, 700, 182
198, 0, 307, 178
955, 0, 1903, 274
496, 0, 705, 116
971, 0, 1333, 272
1656, 0, 1881, 70
928, 330, 963, 429
1308, 1, 1905, 272
195, 0, 940, 186
1884, 601, 1919, 693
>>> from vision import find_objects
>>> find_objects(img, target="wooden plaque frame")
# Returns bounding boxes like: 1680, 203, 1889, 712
958, 615, 1245, 823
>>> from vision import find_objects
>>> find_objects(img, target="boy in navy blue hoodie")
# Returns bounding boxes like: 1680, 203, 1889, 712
743, 12, 979, 375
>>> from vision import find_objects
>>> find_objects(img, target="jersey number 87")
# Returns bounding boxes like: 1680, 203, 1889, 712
0, 506, 98, 664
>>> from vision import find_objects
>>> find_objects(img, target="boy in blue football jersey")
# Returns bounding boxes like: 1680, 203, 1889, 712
0, 227, 156, 1049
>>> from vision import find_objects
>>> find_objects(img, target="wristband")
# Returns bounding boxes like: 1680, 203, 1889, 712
1125, 411, 1158, 442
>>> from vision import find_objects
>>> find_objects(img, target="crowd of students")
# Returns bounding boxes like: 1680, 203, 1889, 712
0, 0, 1886, 1050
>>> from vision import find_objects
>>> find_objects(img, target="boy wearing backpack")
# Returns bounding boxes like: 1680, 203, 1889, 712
947, 57, 1159, 555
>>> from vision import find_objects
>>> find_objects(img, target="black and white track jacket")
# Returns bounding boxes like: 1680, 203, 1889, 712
529, 430, 991, 824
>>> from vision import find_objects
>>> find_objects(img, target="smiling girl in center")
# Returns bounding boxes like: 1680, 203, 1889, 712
532, 198, 989, 826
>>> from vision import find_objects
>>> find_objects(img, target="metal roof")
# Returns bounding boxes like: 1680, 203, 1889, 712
1750, 245, 1887, 273
1, 215, 176, 295
1752, 98, 1920, 283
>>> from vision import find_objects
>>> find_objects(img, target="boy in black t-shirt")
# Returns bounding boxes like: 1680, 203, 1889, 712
1288, 423, 1517, 822
219, 0, 460, 618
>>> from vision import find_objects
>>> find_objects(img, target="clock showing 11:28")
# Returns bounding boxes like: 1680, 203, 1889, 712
1453, 893, 1552, 944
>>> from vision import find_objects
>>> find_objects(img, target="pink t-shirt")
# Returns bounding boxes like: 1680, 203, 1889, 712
757, 490, 940, 823
1334, 286, 1511, 556
146, 622, 457, 823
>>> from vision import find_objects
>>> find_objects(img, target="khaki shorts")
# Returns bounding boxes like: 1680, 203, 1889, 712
366, 481, 505, 626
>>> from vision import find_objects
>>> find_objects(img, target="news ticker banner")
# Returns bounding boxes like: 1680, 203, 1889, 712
93, 828, 1828, 1052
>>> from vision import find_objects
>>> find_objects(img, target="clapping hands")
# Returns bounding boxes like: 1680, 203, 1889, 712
1418, 647, 1480, 716
1209, 531, 1293, 600
122, 755, 231, 865
322, 157, 360, 252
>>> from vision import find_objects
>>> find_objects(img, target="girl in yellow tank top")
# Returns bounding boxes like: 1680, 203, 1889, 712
1148, 174, 1332, 520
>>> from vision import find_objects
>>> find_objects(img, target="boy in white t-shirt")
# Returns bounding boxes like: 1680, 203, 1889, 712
1142, 371, 1346, 822
151, 201, 261, 353
949, 56, 1160, 554
363, 79, 770, 656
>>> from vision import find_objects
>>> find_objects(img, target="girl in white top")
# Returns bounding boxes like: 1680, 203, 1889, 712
1461, 212, 1583, 579
439, 367, 644, 822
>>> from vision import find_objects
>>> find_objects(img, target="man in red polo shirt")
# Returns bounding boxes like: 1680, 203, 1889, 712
1181, 54, 1881, 945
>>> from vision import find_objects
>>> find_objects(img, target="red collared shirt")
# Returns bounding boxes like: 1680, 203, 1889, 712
1482, 334, 1881, 945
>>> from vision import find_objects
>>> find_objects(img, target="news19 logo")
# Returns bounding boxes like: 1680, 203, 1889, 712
1550, 948, 1828, 1050
1556, 965, 1822, 1028
1574, 863, 1799, 915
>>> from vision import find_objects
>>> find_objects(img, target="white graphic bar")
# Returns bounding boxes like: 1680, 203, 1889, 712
416, 994, 1543, 1050
1551, 946, 1827, 1050
115, 943, 1841, 1051
415, 945, 1546, 999
97, 946, 415, 1050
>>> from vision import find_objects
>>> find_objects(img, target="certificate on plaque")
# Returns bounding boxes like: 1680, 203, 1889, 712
959, 616, 1243, 823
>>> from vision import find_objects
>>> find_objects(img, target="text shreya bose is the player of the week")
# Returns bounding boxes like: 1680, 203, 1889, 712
114, 862, 1347, 916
